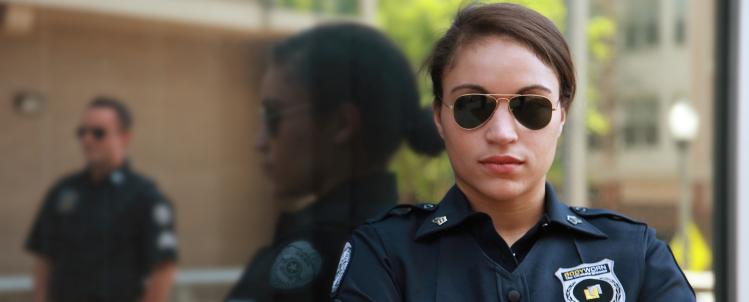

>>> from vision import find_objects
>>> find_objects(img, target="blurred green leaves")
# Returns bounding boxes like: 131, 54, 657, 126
276, 0, 360, 15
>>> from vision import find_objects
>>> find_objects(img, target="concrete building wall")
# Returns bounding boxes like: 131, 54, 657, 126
588, 0, 714, 241
0, 6, 279, 274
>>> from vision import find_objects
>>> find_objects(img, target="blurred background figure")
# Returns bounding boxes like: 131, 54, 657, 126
225, 22, 443, 302
25, 97, 178, 302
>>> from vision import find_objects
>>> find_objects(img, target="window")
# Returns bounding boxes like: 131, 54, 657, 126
624, 0, 661, 49
675, 0, 688, 45
622, 99, 660, 148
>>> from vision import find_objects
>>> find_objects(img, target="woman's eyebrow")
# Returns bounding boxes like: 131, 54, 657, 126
449, 83, 552, 95
450, 83, 489, 94
517, 84, 552, 94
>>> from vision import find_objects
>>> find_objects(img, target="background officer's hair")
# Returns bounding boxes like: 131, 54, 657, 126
426, 2, 577, 111
270, 22, 444, 165
88, 96, 133, 131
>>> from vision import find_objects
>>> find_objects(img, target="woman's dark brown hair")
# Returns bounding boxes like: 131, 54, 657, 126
271, 23, 444, 165
427, 3, 576, 110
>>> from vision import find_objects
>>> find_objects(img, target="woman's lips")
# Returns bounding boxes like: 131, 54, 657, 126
478, 155, 524, 174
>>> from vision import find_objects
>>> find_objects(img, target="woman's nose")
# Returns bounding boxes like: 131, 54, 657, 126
484, 101, 519, 145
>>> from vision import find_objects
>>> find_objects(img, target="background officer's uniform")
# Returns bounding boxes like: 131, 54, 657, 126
26, 162, 178, 302
225, 172, 397, 302
331, 182, 694, 302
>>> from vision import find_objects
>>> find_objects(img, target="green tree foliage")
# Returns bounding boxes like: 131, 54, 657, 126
587, 16, 616, 137
276, 0, 360, 15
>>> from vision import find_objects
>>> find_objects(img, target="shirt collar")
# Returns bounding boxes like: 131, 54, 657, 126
415, 182, 608, 240
83, 160, 131, 187
544, 182, 608, 238
108, 163, 130, 187
275, 172, 398, 239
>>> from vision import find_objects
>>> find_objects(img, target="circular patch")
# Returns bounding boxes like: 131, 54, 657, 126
572, 278, 615, 301
153, 203, 172, 226
330, 241, 352, 296
57, 189, 78, 214
269, 240, 322, 290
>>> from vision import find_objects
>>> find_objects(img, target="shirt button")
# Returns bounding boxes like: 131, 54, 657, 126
508, 289, 521, 302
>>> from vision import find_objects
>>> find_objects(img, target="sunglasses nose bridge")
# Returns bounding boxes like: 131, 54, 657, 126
485, 96, 513, 114
477, 96, 511, 127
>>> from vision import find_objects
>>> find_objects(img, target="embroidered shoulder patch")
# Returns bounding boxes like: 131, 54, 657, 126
57, 188, 79, 214
153, 203, 172, 226
555, 258, 625, 302
269, 240, 322, 290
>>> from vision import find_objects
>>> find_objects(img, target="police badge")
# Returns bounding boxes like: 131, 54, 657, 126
555, 259, 625, 302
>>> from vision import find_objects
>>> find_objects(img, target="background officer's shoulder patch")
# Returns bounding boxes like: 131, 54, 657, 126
269, 240, 322, 290
157, 231, 178, 250
56, 188, 79, 214
366, 203, 439, 224
570, 207, 644, 225
152, 203, 172, 226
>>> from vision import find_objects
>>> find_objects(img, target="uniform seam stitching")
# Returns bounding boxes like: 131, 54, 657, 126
371, 225, 404, 299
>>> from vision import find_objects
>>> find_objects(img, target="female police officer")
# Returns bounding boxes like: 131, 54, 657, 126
330, 3, 694, 302
225, 23, 444, 302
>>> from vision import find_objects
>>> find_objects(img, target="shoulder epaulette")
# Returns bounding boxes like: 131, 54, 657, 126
366, 202, 438, 223
570, 206, 645, 225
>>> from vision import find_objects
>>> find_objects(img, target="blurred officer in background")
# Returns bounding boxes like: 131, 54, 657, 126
25, 97, 178, 302
224, 23, 444, 302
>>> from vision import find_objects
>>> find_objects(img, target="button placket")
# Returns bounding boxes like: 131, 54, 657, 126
497, 273, 525, 302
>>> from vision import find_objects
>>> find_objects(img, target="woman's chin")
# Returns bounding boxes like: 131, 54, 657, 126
476, 177, 532, 200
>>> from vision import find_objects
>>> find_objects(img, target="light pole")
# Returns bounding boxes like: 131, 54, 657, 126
668, 100, 699, 270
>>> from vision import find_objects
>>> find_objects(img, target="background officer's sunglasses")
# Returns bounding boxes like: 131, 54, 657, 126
76, 126, 107, 140
444, 93, 559, 130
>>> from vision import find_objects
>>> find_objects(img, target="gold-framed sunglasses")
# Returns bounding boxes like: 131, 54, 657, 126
444, 93, 559, 130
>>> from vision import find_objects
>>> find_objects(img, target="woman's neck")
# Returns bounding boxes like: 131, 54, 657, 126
458, 179, 546, 247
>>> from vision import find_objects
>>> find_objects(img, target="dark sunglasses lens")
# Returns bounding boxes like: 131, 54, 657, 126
76, 127, 107, 140
453, 95, 497, 129
92, 128, 106, 140
509, 95, 553, 130
261, 105, 281, 136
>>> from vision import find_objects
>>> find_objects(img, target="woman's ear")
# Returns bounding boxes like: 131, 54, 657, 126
332, 102, 361, 144
558, 107, 566, 137
433, 100, 445, 139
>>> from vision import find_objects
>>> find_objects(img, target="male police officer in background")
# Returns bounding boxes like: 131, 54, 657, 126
25, 97, 178, 302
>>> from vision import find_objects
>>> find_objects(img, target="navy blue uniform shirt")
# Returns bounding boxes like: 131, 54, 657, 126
330, 182, 694, 302
225, 172, 397, 302
25, 163, 178, 302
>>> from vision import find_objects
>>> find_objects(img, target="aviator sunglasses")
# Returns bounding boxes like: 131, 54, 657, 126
76, 126, 107, 140
444, 93, 559, 130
